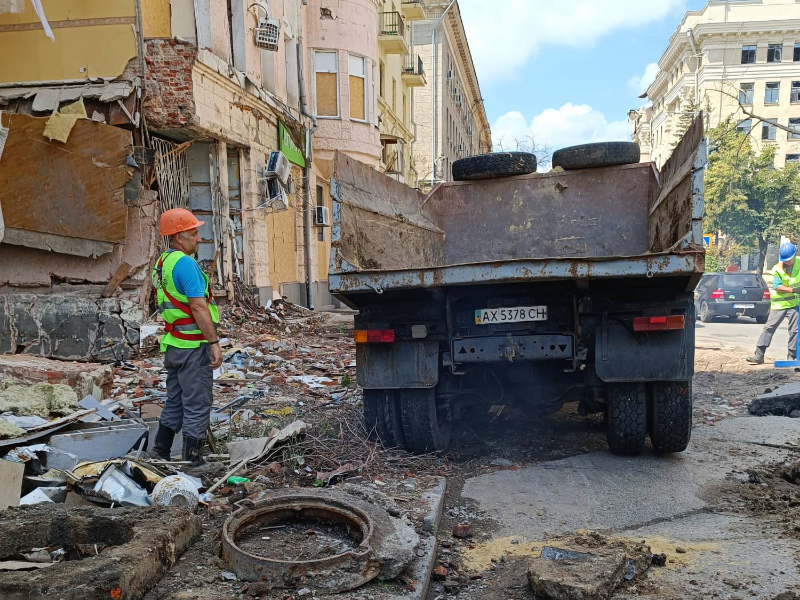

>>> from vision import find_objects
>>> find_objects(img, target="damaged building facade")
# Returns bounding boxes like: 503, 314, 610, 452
0, 0, 347, 362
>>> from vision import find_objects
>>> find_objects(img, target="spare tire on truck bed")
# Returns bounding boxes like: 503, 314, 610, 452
452, 152, 537, 181
552, 142, 640, 171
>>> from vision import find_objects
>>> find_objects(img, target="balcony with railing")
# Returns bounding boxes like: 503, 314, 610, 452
401, 0, 427, 20
402, 54, 426, 87
378, 11, 409, 54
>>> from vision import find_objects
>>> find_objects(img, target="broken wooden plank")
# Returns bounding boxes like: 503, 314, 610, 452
102, 262, 131, 297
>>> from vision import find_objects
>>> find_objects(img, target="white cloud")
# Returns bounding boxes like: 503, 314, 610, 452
460, 0, 685, 85
492, 104, 631, 157
627, 62, 660, 96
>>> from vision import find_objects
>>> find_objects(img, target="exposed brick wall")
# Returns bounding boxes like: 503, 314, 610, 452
143, 38, 197, 129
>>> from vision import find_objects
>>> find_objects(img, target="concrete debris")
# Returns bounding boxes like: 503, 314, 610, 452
0, 381, 79, 420
525, 533, 654, 600
0, 505, 201, 599
749, 382, 800, 416
528, 546, 627, 600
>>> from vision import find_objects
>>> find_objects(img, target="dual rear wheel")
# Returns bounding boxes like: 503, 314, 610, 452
606, 381, 693, 455
363, 387, 451, 454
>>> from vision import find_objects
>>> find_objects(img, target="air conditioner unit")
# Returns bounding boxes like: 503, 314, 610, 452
265, 150, 291, 185
315, 205, 331, 227
266, 178, 288, 212
254, 18, 280, 51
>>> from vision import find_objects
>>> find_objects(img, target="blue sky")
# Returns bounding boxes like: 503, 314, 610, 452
459, 0, 708, 153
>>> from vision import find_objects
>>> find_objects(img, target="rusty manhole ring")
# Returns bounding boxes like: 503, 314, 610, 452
221, 494, 381, 592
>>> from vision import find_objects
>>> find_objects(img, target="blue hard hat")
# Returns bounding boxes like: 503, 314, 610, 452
780, 242, 797, 262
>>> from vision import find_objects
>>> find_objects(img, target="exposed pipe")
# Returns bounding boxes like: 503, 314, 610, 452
430, 0, 457, 188
298, 0, 318, 310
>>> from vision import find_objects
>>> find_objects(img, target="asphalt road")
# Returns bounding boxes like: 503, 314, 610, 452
696, 316, 793, 358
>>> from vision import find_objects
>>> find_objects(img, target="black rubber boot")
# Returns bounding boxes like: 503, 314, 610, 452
182, 436, 217, 475
746, 347, 766, 364
145, 425, 175, 460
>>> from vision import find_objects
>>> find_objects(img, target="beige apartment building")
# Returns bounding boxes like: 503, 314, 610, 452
375, 0, 428, 186
630, 0, 800, 168
411, 0, 491, 191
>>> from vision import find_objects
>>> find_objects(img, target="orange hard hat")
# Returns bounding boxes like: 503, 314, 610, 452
159, 208, 204, 236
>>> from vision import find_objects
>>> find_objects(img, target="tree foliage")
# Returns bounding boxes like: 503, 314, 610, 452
671, 91, 711, 147
704, 118, 800, 271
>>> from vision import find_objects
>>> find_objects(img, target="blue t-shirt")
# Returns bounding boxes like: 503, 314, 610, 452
168, 251, 207, 298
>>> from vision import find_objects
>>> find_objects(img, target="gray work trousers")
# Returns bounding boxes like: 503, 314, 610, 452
757, 307, 799, 357
160, 344, 213, 440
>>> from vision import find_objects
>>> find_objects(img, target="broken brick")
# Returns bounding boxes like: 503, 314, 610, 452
433, 566, 448, 580
452, 524, 471, 539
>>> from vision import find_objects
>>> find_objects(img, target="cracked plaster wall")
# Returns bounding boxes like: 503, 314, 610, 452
0, 294, 143, 363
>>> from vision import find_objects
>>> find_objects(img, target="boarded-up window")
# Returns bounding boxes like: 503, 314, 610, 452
349, 55, 366, 121
314, 51, 338, 117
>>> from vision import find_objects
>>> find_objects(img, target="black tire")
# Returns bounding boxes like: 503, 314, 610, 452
552, 142, 640, 171
399, 388, 452, 454
649, 381, 692, 454
699, 301, 714, 323
452, 152, 537, 182
363, 389, 406, 449
756, 315, 768, 324
606, 383, 647, 456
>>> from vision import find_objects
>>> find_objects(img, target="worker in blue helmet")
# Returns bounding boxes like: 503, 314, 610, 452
747, 242, 800, 364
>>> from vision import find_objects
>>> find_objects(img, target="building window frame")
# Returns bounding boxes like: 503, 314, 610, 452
765, 81, 780, 105
737, 119, 752, 135
741, 45, 756, 64
787, 154, 800, 164
313, 50, 340, 119
762, 118, 778, 141
795, 44, 800, 62
348, 53, 368, 123
789, 118, 800, 140
739, 82, 754, 105
792, 81, 800, 104
767, 43, 783, 63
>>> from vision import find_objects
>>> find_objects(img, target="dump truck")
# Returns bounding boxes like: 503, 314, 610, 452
328, 116, 706, 456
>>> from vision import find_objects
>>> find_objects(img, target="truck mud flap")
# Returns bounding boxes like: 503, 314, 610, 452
595, 323, 691, 382
452, 335, 573, 363
356, 341, 439, 389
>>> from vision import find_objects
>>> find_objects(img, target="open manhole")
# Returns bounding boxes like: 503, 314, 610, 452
222, 494, 382, 592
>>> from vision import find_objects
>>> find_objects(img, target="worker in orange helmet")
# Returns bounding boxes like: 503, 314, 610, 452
146, 208, 222, 472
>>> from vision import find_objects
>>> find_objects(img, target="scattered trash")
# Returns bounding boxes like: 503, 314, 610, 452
227, 476, 250, 485
652, 553, 667, 567
151, 475, 201, 510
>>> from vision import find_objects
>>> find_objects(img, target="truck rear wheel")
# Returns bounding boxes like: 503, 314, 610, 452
363, 389, 406, 450
552, 142, 640, 171
452, 152, 537, 181
606, 383, 647, 456
399, 388, 452, 454
649, 381, 692, 454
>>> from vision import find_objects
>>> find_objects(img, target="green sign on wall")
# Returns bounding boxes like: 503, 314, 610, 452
279, 122, 305, 167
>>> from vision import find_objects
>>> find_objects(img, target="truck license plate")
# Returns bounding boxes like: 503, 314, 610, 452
475, 306, 547, 324
733, 303, 755, 309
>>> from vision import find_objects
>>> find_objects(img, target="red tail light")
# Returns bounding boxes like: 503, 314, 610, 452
763, 290, 771, 300
633, 315, 686, 332
710, 289, 724, 299
354, 330, 396, 344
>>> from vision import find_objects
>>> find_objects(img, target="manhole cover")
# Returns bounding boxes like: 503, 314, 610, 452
222, 494, 381, 592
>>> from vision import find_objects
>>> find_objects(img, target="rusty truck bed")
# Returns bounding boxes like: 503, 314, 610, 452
329, 118, 706, 296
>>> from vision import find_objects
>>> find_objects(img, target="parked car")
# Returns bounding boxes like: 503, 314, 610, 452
694, 272, 770, 323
